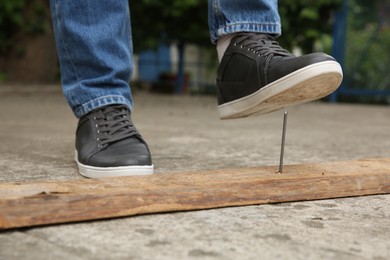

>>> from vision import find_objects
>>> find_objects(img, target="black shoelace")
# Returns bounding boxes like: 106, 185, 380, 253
233, 33, 291, 59
93, 106, 139, 148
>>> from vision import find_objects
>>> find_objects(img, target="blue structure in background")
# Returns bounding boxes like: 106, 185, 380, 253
329, 0, 348, 102
138, 44, 171, 82
330, 0, 390, 102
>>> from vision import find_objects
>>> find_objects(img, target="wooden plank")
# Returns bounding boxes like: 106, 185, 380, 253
0, 158, 389, 230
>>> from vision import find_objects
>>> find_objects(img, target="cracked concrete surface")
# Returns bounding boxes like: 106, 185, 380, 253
0, 85, 389, 259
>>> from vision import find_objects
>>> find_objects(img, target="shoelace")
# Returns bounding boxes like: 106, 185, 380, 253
233, 33, 291, 59
93, 106, 139, 148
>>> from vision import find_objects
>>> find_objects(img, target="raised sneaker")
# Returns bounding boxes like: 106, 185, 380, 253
216, 33, 343, 119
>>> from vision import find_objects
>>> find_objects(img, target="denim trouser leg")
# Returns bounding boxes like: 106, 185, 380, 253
51, 0, 281, 118
50, 0, 133, 118
208, 0, 281, 43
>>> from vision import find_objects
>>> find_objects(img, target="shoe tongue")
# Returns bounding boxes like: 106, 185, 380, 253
104, 106, 126, 121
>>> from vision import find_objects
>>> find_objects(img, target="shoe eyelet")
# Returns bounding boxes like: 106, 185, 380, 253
240, 45, 244, 49
233, 43, 237, 46
95, 124, 98, 128
97, 130, 100, 134
96, 137, 100, 142
93, 116, 96, 120
98, 144, 102, 148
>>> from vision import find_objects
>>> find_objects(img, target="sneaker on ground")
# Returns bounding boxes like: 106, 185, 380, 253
75, 105, 153, 178
216, 33, 343, 119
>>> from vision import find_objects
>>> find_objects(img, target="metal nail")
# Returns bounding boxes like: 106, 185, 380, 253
279, 110, 288, 173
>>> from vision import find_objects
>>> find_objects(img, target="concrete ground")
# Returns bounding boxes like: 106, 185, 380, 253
0, 84, 389, 260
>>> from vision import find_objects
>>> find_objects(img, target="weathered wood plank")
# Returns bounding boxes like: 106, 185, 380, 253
0, 158, 389, 230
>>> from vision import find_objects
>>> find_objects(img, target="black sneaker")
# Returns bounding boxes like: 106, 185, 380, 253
217, 33, 343, 119
75, 105, 153, 178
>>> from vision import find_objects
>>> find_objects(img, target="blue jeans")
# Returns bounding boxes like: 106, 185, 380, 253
50, 0, 281, 118
208, 0, 281, 43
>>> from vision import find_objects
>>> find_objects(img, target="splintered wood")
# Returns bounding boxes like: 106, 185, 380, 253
0, 158, 389, 230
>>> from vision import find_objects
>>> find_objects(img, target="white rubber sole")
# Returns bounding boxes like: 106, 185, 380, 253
75, 151, 154, 178
218, 60, 343, 119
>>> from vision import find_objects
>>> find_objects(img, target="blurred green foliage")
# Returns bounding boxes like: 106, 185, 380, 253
130, 0, 209, 51
0, 0, 47, 56
0, 0, 341, 54
344, 0, 390, 97
130, 0, 342, 53
278, 0, 342, 53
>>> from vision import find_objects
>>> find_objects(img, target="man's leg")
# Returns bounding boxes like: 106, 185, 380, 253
50, 0, 153, 178
208, 0, 343, 119
209, 0, 281, 46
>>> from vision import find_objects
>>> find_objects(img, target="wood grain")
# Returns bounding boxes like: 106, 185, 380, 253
1, 158, 389, 230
